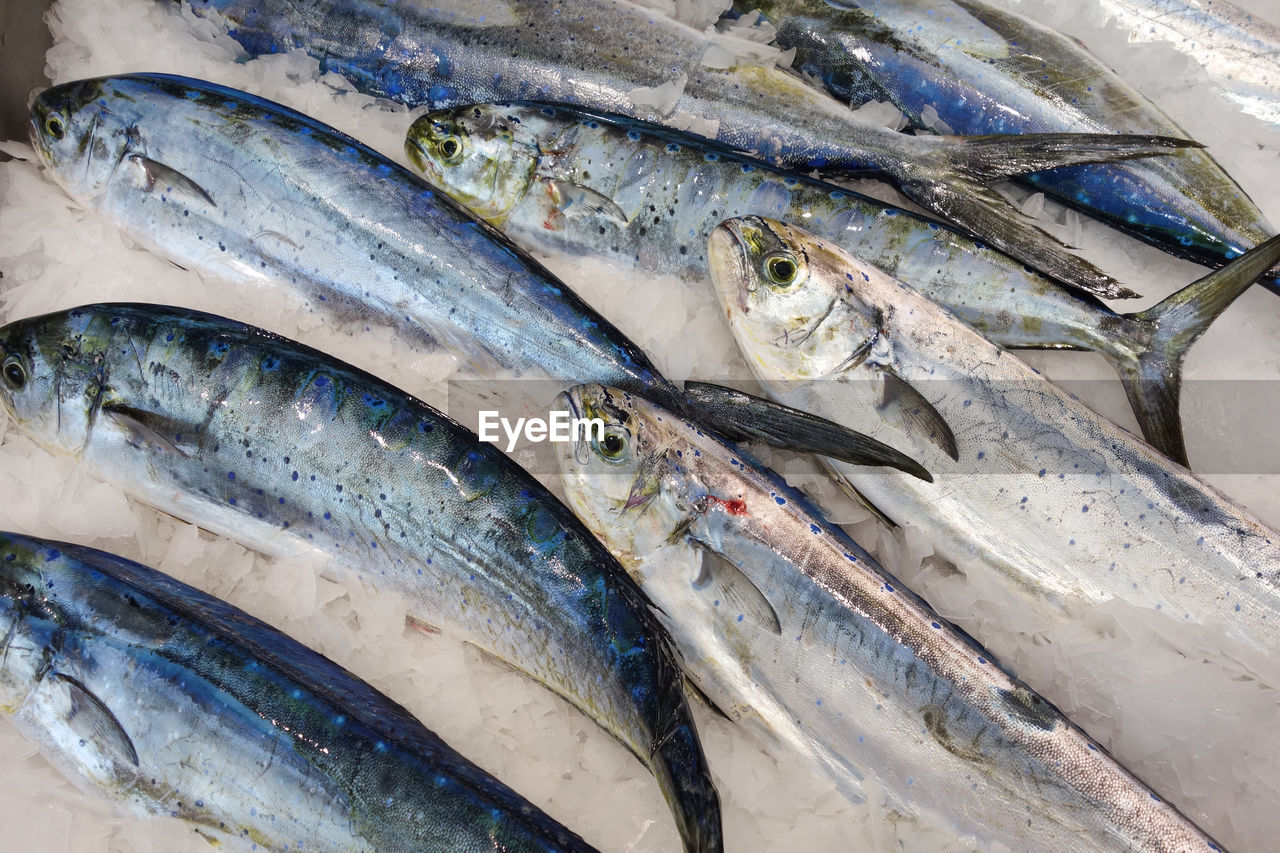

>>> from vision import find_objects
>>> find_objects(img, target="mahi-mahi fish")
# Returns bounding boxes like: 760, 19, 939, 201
0, 303, 720, 852
553, 383, 1223, 851
408, 101, 1234, 464
731, 0, 1277, 282
0, 530, 597, 852
27, 73, 921, 476
168, 0, 1203, 298
706, 215, 1280, 691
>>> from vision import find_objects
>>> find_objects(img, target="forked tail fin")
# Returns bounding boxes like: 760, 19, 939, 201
888, 132, 1204, 300
1112, 234, 1280, 466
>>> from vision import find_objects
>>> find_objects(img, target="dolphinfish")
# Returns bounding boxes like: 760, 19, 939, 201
0, 304, 721, 853
732, 0, 1277, 282
553, 383, 1223, 851
169, 0, 1202, 298
707, 215, 1280, 687
409, 102, 1233, 464
0, 530, 597, 852
27, 73, 922, 477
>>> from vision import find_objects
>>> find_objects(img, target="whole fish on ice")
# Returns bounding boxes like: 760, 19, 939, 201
708, 215, 1280, 689
410, 101, 1234, 464
732, 0, 1276, 282
0, 303, 721, 853
27, 72, 919, 475
169, 0, 1201, 298
0, 530, 597, 852
555, 383, 1223, 852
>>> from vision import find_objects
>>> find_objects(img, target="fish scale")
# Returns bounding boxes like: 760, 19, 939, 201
555, 383, 1224, 851
0, 303, 722, 853
172, 0, 1200, 298
0, 531, 598, 852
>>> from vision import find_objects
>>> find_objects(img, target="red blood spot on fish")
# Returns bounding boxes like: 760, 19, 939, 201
706, 496, 748, 516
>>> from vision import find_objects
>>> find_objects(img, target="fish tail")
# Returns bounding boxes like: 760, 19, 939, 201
1116, 233, 1280, 466
645, 645, 727, 850
893, 133, 1203, 300
679, 382, 933, 481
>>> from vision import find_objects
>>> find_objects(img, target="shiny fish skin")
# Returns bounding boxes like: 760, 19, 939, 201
0, 531, 597, 853
554, 384, 1223, 852
708, 216, 1280, 690
738, 0, 1276, 277
0, 304, 722, 853
169, 0, 1194, 299
27, 73, 914, 483
28, 73, 665, 394
407, 101, 1221, 463
1099, 0, 1280, 128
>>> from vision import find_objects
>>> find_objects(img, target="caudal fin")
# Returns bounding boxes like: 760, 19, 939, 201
1114, 234, 1280, 466
890, 133, 1203, 300
681, 381, 933, 482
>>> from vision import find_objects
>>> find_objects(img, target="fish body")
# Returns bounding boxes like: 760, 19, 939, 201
554, 384, 1222, 851
170, 0, 1199, 298
738, 0, 1276, 275
1099, 0, 1280, 127
410, 102, 1243, 463
708, 216, 1280, 686
0, 304, 721, 853
28, 73, 919, 481
0, 530, 596, 852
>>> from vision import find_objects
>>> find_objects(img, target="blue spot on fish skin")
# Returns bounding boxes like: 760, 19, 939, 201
978, 656, 987, 664
737, 614, 744, 622
884, 583, 894, 592
810, 523, 821, 534
774, 496, 786, 505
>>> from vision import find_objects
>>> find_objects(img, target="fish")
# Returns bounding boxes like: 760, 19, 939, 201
408, 101, 1248, 464
706, 215, 1280, 690
552, 383, 1223, 851
733, 0, 1277, 284
1097, 0, 1280, 128
0, 303, 721, 853
27, 72, 925, 478
0, 530, 598, 852
169, 0, 1204, 298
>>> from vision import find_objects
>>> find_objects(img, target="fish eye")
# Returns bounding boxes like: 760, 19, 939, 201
437, 135, 464, 165
44, 114, 65, 141
762, 252, 802, 289
2, 356, 27, 391
594, 428, 629, 462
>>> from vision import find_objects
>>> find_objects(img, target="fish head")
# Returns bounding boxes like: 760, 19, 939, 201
553, 384, 696, 576
406, 105, 538, 226
0, 308, 116, 459
708, 215, 877, 381
29, 78, 131, 203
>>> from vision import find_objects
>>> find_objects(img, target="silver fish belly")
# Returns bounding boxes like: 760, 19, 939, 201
554, 383, 1223, 852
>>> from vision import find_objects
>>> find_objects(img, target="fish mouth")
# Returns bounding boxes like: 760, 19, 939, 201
707, 219, 753, 314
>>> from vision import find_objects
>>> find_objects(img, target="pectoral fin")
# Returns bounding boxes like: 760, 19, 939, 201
54, 672, 139, 767
102, 403, 197, 457
548, 179, 629, 226
690, 550, 782, 636
128, 154, 216, 208
682, 381, 933, 482
877, 369, 959, 461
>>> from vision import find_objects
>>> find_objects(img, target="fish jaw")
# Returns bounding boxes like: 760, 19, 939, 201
707, 217, 874, 383
406, 105, 539, 226
29, 79, 129, 204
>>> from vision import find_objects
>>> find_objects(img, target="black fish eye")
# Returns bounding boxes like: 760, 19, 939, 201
763, 252, 801, 289
44, 114, 65, 141
595, 429, 628, 461
2, 356, 26, 391
438, 135, 463, 164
